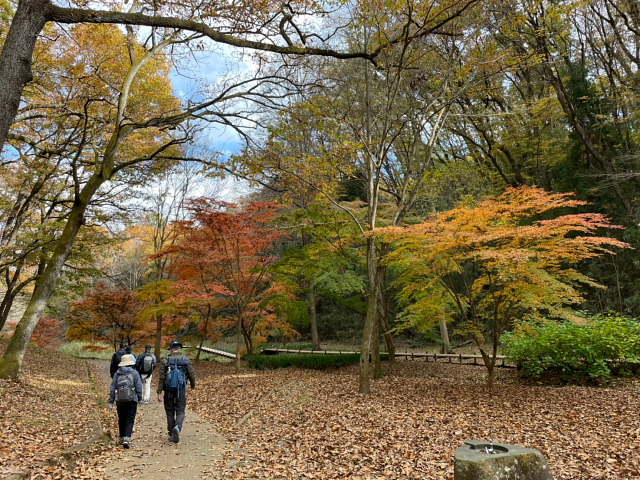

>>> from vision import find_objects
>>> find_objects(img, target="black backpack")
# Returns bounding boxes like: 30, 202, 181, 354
115, 372, 136, 403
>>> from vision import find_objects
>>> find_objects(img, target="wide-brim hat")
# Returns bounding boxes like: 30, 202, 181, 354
118, 354, 136, 367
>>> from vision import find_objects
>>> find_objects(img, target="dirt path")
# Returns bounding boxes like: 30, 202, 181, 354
92, 360, 229, 480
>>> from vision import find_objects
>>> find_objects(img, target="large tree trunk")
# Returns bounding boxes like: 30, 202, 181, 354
0, 202, 89, 378
0, 0, 51, 151
0, 159, 109, 378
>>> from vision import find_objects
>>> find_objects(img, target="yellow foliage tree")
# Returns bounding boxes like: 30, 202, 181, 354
378, 186, 631, 387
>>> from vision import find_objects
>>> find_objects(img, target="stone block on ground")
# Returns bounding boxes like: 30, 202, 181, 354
454, 439, 553, 480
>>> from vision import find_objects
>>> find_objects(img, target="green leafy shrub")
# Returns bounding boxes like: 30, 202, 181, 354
502, 313, 640, 382
247, 353, 381, 370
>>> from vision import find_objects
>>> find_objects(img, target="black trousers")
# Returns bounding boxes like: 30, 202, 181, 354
163, 390, 187, 433
116, 401, 138, 438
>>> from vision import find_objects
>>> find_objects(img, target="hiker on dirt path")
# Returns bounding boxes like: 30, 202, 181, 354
110, 342, 136, 378
135, 344, 157, 403
109, 342, 127, 378
157, 340, 196, 444
109, 354, 143, 449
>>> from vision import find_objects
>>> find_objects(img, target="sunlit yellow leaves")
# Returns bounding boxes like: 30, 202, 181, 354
377, 186, 631, 355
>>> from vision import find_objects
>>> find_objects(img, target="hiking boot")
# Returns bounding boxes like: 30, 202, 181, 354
122, 437, 130, 449
118, 437, 124, 445
172, 426, 180, 443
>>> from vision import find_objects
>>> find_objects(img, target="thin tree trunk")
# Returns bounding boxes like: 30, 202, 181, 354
154, 311, 163, 361
377, 269, 395, 362
439, 316, 451, 354
486, 327, 500, 389
196, 337, 204, 362
0, 289, 17, 332
241, 319, 253, 356
235, 314, 242, 373
381, 315, 395, 362
372, 309, 381, 379
0, 263, 28, 331
486, 362, 495, 389
359, 237, 378, 394
309, 291, 320, 350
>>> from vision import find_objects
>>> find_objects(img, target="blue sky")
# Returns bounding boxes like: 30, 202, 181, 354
170, 48, 248, 161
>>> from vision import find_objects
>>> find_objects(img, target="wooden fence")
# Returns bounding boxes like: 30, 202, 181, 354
260, 348, 514, 368
186, 345, 237, 359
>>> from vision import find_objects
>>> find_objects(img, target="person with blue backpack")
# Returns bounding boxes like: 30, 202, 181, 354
157, 340, 196, 443
134, 345, 157, 403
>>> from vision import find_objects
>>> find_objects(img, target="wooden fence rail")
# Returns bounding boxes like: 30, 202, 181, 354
260, 348, 515, 368
186, 345, 237, 359
183, 346, 640, 372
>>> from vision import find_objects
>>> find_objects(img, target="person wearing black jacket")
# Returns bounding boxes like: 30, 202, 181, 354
109, 342, 127, 378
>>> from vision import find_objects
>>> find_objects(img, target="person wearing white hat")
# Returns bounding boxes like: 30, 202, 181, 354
109, 353, 143, 448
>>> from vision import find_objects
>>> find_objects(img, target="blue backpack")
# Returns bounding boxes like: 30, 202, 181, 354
164, 356, 189, 393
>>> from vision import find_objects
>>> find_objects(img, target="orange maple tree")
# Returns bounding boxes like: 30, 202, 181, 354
161, 199, 297, 369
66, 282, 151, 350
378, 186, 631, 386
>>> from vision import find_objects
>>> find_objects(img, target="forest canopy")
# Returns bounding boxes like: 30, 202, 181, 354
0, 0, 639, 393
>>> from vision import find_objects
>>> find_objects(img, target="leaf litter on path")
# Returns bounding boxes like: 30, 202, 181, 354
4, 347, 640, 479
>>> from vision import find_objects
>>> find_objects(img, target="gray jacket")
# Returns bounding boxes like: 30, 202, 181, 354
109, 366, 143, 405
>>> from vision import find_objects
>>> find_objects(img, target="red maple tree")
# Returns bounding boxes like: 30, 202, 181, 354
161, 199, 297, 369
